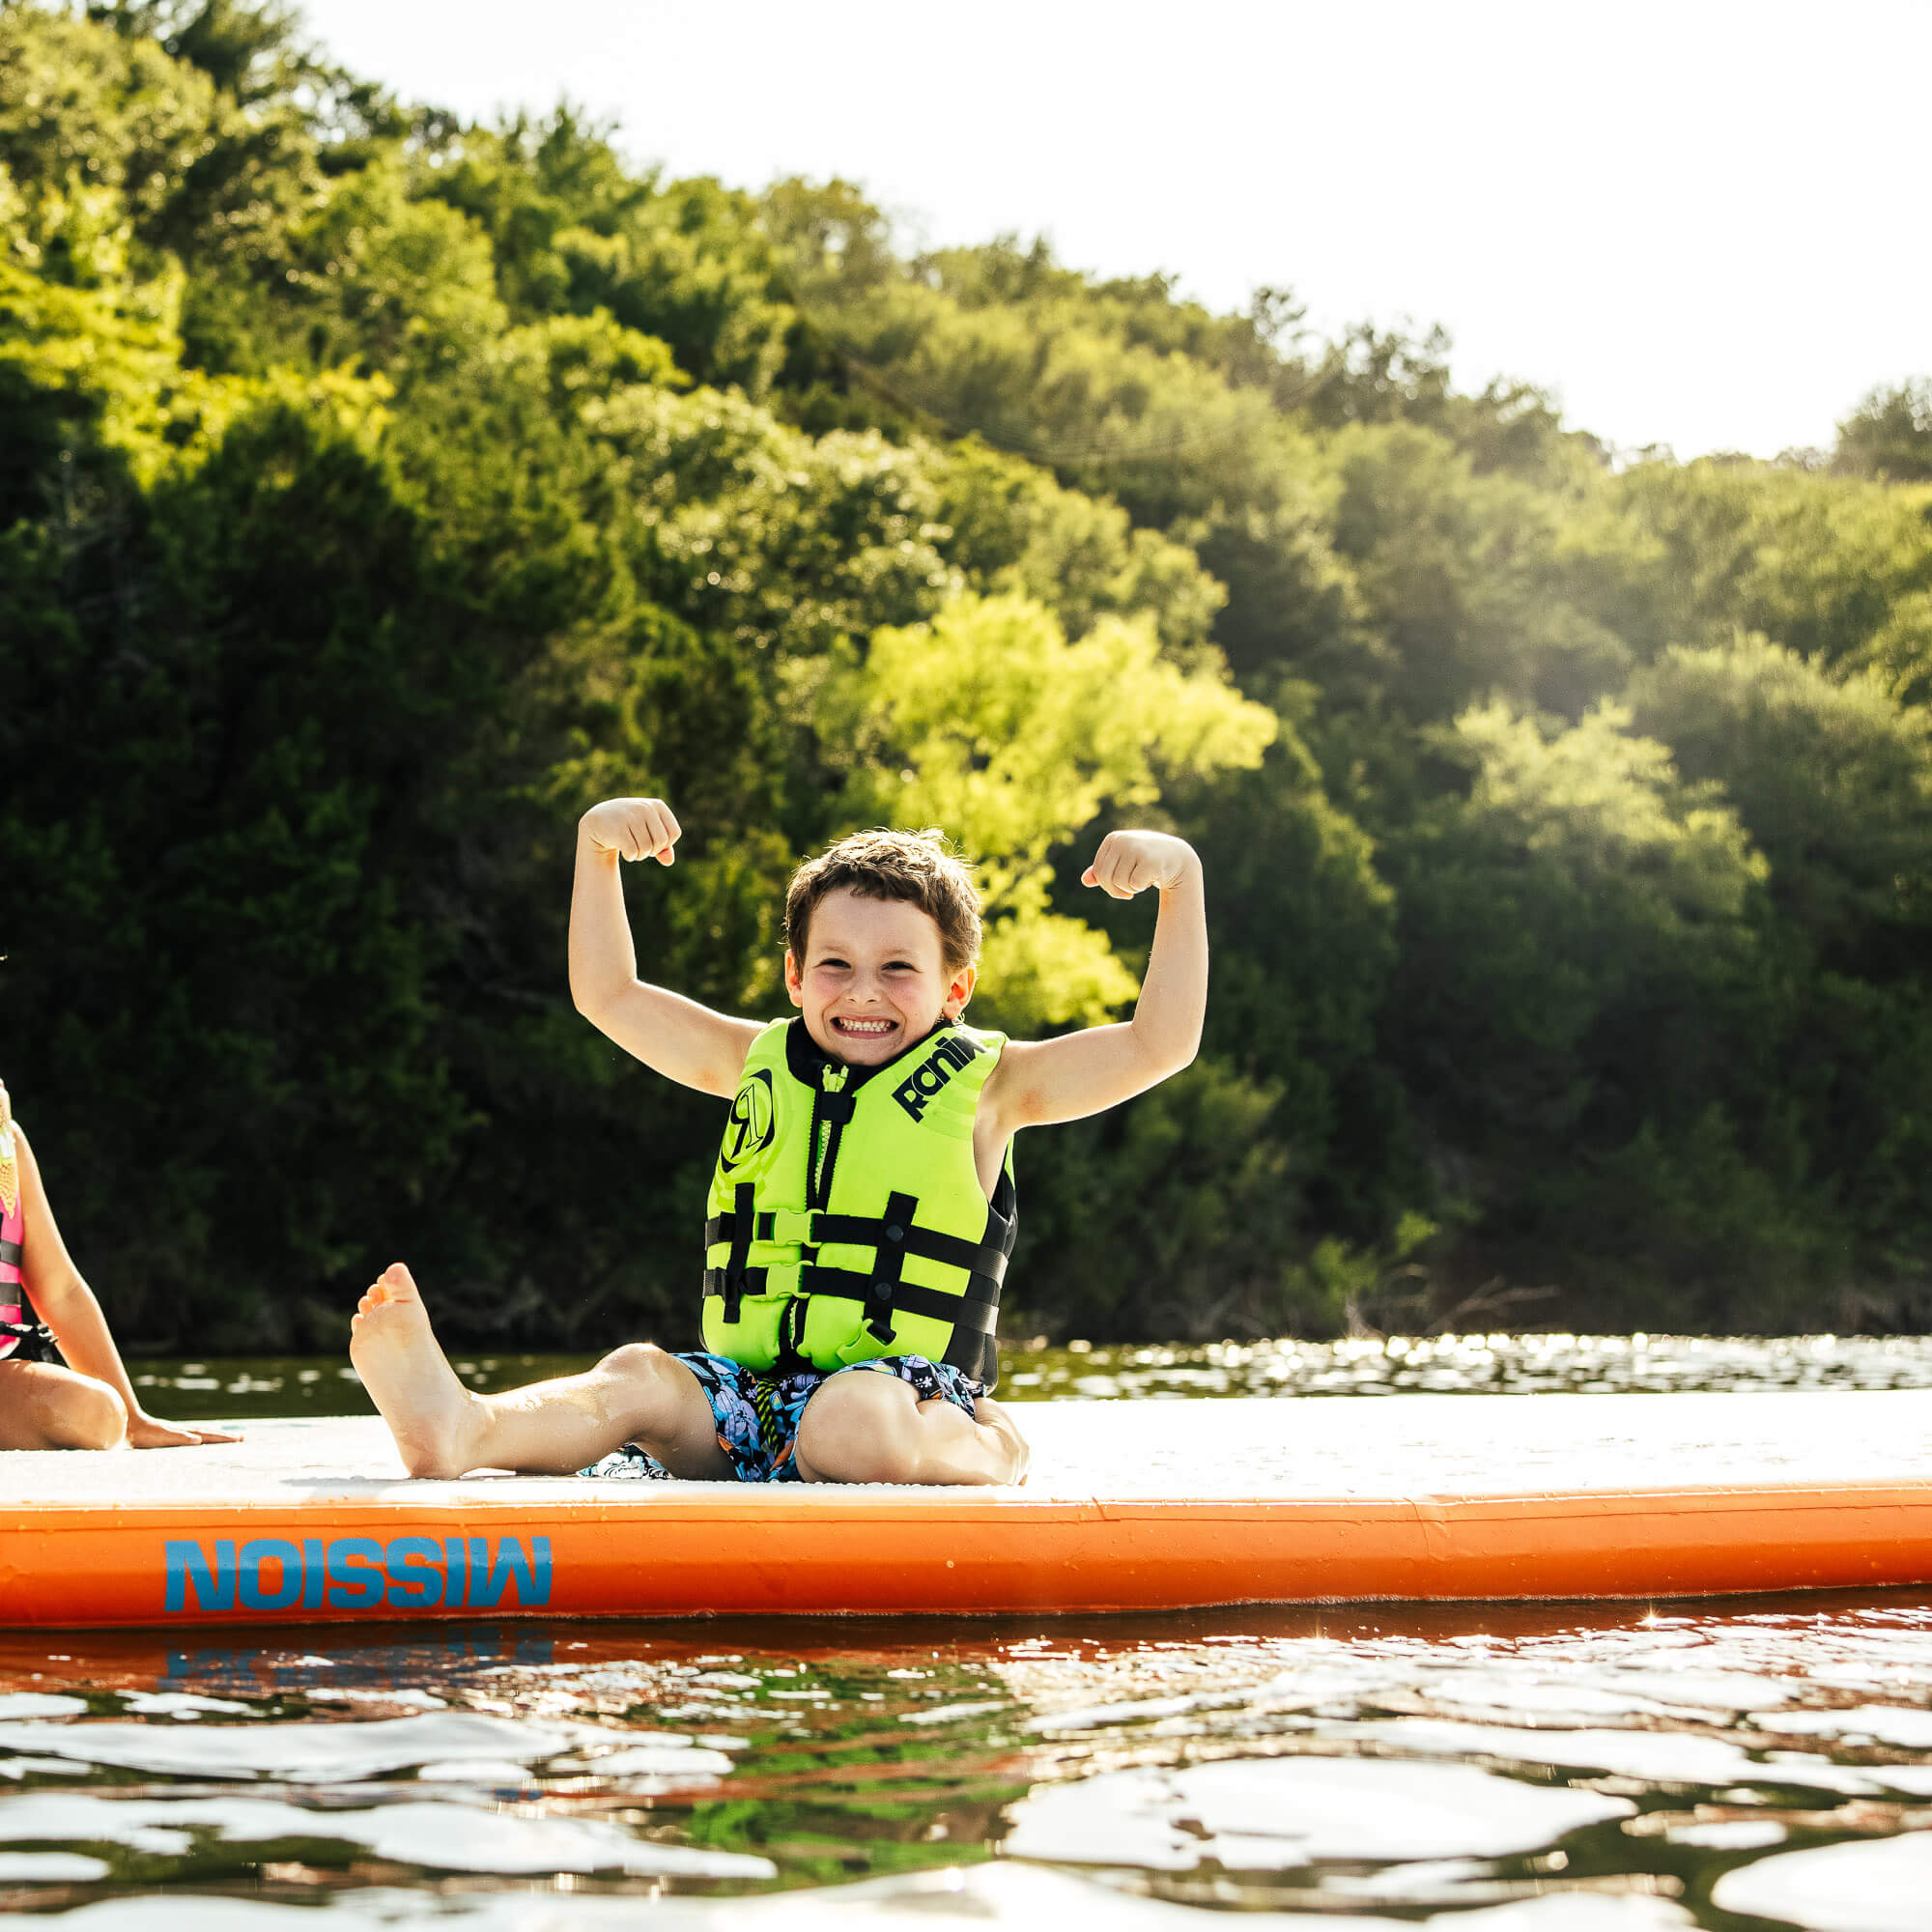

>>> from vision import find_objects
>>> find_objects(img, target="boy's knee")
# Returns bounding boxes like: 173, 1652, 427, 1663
51, 1377, 128, 1451
796, 1374, 918, 1485
598, 1341, 675, 1391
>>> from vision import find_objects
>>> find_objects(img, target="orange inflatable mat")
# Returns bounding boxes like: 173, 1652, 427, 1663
6, 1393, 1932, 1629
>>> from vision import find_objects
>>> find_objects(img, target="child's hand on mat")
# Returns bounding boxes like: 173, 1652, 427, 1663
128, 1410, 242, 1449
582, 797, 682, 867
1081, 830, 1199, 900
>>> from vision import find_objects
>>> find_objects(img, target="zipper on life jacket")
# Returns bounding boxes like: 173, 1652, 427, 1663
772, 1061, 854, 1377
808, 1062, 850, 1210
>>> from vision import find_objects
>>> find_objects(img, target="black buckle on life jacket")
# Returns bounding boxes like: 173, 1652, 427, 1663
0, 1318, 57, 1364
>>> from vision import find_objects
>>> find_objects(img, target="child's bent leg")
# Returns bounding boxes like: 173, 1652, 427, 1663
0, 1361, 129, 1451
792, 1373, 1028, 1487
350, 1264, 728, 1479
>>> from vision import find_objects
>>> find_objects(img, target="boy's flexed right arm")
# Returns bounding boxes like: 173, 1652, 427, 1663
569, 798, 763, 1098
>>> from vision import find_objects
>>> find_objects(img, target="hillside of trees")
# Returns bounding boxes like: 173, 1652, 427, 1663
5, 1, 1932, 1350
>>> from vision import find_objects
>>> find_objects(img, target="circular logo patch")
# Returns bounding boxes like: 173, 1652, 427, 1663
719, 1068, 777, 1174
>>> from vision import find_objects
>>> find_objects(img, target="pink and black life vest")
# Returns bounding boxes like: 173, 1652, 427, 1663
0, 1082, 29, 1360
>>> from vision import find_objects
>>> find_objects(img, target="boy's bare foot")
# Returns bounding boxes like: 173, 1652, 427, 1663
349, 1264, 484, 1478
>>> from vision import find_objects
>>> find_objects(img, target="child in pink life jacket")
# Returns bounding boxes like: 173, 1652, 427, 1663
0, 1077, 238, 1451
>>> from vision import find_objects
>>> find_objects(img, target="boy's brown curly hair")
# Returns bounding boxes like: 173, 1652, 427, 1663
784, 829, 982, 975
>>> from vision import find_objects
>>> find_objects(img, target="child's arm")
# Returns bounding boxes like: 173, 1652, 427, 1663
13, 1123, 239, 1448
569, 797, 764, 1097
982, 830, 1208, 1132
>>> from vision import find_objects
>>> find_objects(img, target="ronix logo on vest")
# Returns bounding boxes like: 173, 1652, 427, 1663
162, 1534, 552, 1615
894, 1034, 981, 1122
719, 1067, 776, 1173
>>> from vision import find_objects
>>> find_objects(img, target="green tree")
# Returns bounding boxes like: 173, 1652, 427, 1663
818, 591, 1275, 1032
1380, 700, 1788, 1317
1628, 637, 1932, 966
1834, 379, 1932, 483
1626, 637, 1932, 1287
1321, 420, 1638, 722
1612, 457, 1932, 672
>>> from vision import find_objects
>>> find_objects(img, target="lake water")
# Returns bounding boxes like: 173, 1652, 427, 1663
125, 1329, 1932, 1420
8, 1334, 1932, 1929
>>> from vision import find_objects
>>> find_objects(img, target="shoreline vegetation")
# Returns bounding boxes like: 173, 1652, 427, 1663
5, 3, 1931, 1351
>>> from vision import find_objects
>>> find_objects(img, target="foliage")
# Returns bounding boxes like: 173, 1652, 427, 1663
1610, 458, 1932, 673
7, 1, 1932, 1342
1384, 701, 1764, 1166
819, 591, 1274, 1028
1628, 638, 1932, 962
1834, 379, 1932, 483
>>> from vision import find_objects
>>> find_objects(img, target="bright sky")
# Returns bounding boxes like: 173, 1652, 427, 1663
297, 0, 1932, 461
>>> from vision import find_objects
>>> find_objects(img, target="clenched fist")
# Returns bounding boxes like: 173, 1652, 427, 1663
1080, 830, 1200, 900
582, 798, 682, 867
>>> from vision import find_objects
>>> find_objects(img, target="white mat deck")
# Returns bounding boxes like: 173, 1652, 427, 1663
8, 1390, 1932, 1507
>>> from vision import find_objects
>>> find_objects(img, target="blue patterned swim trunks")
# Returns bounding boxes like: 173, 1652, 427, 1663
581, 1351, 985, 1485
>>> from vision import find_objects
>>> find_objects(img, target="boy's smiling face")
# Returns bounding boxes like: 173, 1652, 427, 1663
785, 887, 976, 1066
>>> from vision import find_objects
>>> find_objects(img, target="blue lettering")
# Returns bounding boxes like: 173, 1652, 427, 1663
384, 1536, 444, 1609
470, 1536, 553, 1609
326, 1536, 385, 1610
164, 1540, 236, 1614
238, 1538, 302, 1611
162, 1533, 556, 1618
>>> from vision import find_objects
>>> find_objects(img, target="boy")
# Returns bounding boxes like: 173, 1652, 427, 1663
351, 798, 1206, 1486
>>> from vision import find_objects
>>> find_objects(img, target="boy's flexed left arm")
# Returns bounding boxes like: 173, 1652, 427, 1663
984, 831, 1207, 1132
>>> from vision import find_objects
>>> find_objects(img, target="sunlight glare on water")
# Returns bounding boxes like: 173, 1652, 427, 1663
7, 1596, 1932, 1924
127, 1332, 1932, 1420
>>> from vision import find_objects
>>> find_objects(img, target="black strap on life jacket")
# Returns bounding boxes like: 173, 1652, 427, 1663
0, 1319, 57, 1364
798, 1265, 1001, 1334
0, 1237, 22, 1269
858, 1191, 916, 1343
711, 1221, 1012, 1298
703, 1209, 1012, 1291
720, 1181, 753, 1322
702, 1264, 768, 1299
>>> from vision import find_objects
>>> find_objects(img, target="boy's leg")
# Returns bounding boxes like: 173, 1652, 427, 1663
350, 1264, 729, 1479
0, 1361, 129, 1451
791, 1371, 1028, 1487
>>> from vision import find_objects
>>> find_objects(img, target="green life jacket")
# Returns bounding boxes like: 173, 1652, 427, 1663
703, 1016, 1016, 1386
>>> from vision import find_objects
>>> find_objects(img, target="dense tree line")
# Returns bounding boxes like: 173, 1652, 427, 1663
4, 2, 1930, 1350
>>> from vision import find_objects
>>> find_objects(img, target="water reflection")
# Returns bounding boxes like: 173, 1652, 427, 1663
128, 1332, 1932, 1423
5, 1594, 1932, 1923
